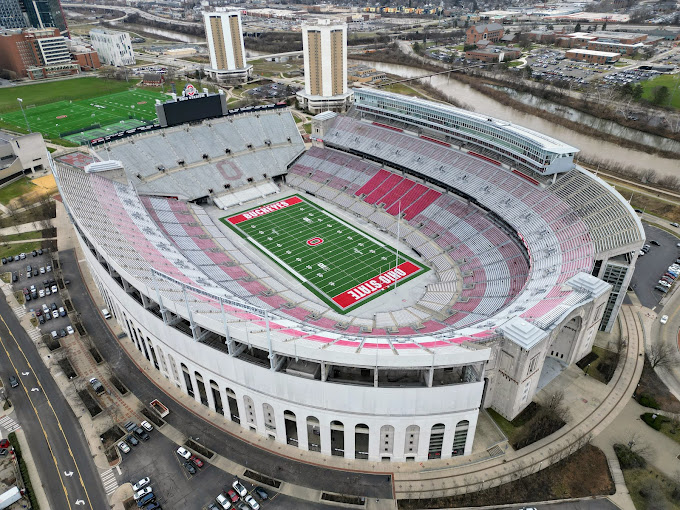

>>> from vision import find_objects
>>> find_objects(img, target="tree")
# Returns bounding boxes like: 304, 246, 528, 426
602, 21, 607, 30
633, 83, 644, 100
653, 85, 670, 105
575, 22, 582, 32
413, 41, 422, 53
648, 344, 679, 369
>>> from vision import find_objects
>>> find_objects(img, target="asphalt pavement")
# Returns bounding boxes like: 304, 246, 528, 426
0, 293, 109, 510
629, 223, 680, 309
59, 248, 394, 500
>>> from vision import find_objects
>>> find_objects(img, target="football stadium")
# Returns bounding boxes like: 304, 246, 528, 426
52, 88, 644, 462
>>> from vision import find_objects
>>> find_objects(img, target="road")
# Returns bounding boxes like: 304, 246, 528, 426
0, 294, 109, 510
62, 2, 201, 28
59, 248, 394, 500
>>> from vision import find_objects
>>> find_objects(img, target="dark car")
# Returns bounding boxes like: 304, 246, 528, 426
51, 302, 57, 311
182, 461, 196, 475
650, 240, 661, 246
12, 272, 17, 282
127, 435, 140, 446
37, 249, 43, 256
134, 427, 150, 441
8, 375, 18, 388
59, 329, 67, 338
143, 504, 161, 510
7, 256, 13, 262
655, 285, 670, 293
24, 294, 30, 302
31, 250, 37, 257
254, 487, 269, 500
38, 315, 45, 324
137, 492, 155, 507
1, 258, 6, 264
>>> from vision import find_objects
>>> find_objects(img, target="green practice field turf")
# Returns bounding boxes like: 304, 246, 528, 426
222, 195, 428, 313
0, 89, 167, 139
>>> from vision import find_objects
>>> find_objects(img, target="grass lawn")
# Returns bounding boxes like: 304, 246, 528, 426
621, 465, 680, 510
302, 122, 311, 134
0, 89, 166, 139
221, 195, 428, 313
0, 77, 140, 113
636, 357, 680, 413
0, 231, 44, 242
640, 412, 680, 445
582, 345, 617, 384
612, 184, 680, 223
506, 61, 523, 67
640, 74, 680, 109
0, 241, 42, 259
0, 178, 36, 206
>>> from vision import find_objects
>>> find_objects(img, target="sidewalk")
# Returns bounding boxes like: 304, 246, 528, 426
0, 219, 55, 237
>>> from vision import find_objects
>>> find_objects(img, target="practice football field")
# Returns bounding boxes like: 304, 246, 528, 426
222, 195, 428, 313
0, 89, 167, 139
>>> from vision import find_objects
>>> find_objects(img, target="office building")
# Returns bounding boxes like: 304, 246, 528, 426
203, 11, 252, 84
0, 27, 78, 79
89, 28, 135, 67
297, 20, 352, 113
565, 49, 621, 64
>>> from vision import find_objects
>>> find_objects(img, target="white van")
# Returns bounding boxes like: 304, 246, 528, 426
102, 309, 112, 319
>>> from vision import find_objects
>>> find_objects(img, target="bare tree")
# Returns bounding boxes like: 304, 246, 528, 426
648, 343, 679, 369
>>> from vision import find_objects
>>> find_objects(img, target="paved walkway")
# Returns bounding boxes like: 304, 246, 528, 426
0, 219, 55, 236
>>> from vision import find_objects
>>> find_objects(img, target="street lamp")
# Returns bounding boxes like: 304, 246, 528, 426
17, 98, 31, 133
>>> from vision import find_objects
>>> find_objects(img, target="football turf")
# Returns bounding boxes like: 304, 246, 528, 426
0, 89, 166, 139
221, 195, 428, 313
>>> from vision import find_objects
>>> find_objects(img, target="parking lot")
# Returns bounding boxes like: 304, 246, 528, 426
118, 427, 334, 510
525, 49, 616, 84
629, 223, 680, 309
3, 248, 75, 340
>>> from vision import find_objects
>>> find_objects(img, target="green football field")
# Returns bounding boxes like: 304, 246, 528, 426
0, 89, 167, 139
222, 195, 428, 313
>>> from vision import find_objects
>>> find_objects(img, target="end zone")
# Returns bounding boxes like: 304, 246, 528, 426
332, 261, 424, 308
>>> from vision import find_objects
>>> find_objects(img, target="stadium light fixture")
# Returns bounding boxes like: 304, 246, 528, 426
17, 98, 31, 133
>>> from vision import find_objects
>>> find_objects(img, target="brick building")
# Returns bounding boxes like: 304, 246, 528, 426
465, 46, 521, 62
465, 23, 504, 45
565, 49, 620, 64
0, 27, 79, 79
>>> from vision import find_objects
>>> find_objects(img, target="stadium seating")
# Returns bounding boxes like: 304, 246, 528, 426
98, 110, 304, 201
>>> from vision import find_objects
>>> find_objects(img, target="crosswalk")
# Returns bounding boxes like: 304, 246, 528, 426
12, 305, 25, 318
100, 469, 119, 496
27, 328, 41, 343
0, 415, 20, 432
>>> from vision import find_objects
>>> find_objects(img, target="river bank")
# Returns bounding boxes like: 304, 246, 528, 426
350, 57, 680, 178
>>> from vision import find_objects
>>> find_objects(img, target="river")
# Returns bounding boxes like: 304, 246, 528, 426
110, 22, 204, 44
356, 60, 680, 177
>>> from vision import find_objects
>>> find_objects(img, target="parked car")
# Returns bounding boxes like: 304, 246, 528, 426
140, 420, 153, 432
127, 435, 139, 447
66, 325, 74, 335
176, 446, 191, 460
215, 493, 232, 509
134, 487, 153, 500
52, 310, 59, 319
134, 427, 149, 441
661, 315, 669, 324
671, 223, 679, 228
244, 495, 260, 510
227, 489, 239, 503
132, 476, 151, 492
651, 240, 661, 246
118, 441, 130, 454
59, 307, 66, 317
183, 461, 196, 475
232, 480, 247, 497
137, 493, 155, 507
253, 487, 268, 500
190, 455, 203, 468
8, 375, 18, 388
